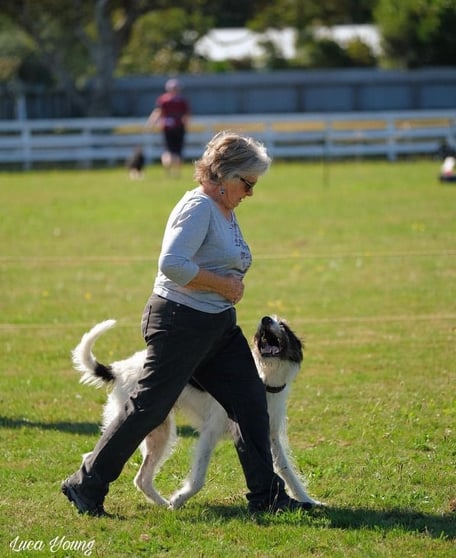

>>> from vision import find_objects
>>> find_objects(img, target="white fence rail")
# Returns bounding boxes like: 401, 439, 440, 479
0, 110, 455, 169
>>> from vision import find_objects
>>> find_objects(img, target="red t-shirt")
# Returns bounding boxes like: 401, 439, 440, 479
156, 93, 190, 130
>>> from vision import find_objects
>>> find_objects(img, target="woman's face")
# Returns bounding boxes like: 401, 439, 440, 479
221, 175, 257, 210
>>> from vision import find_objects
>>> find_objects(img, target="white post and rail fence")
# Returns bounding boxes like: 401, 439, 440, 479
0, 110, 454, 169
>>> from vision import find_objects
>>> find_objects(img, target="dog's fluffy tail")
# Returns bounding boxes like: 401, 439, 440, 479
72, 319, 117, 388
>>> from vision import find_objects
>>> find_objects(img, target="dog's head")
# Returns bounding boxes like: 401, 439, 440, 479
253, 315, 303, 364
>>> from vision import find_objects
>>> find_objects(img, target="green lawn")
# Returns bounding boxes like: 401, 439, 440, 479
1, 160, 455, 557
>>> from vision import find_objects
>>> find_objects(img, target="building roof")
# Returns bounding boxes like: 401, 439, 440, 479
195, 26, 381, 61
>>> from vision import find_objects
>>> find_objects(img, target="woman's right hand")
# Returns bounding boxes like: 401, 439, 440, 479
223, 274, 244, 305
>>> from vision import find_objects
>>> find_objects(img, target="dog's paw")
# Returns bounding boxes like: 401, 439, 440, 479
307, 499, 326, 508
168, 494, 187, 510
297, 496, 326, 508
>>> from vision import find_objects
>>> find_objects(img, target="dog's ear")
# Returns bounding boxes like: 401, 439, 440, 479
280, 321, 304, 362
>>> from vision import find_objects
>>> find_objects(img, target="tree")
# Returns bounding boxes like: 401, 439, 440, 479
117, 8, 211, 75
0, 0, 212, 116
248, 0, 376, 30
375, 0, 456, 68
248, 0, 378, 70
1, 0, 381, 116
0, 16, 31, 83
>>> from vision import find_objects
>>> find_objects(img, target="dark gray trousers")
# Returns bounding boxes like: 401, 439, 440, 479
70, 294, 285, 506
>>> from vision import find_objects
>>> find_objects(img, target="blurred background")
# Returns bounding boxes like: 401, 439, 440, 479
0, 0, 455, 168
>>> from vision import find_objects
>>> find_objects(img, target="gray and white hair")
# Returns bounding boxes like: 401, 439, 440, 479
194, 131, 271, 185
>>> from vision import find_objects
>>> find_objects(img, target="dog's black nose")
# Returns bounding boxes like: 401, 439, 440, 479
261, 316, 273, 326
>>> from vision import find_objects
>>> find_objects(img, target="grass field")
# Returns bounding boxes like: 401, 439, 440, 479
1, 159, 455, 557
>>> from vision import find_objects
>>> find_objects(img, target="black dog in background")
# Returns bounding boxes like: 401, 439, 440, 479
127, 147, 145, 179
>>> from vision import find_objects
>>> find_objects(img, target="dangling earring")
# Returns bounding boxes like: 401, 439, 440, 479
220, 188, 225, 195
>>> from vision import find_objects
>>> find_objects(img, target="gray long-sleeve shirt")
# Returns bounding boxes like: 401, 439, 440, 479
153, 189, 252, 313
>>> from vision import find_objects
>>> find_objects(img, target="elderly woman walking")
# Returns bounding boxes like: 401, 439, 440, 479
62, 131, 314, 517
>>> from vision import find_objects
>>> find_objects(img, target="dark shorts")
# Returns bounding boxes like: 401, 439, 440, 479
164, 126, 185, 156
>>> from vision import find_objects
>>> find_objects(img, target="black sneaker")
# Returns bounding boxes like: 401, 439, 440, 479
248, 496, 315, 515
61, 479, 108, 517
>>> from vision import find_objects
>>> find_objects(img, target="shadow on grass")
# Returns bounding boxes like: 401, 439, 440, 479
0, 416, 199, 438
321, 506, 455, 540
0, 415, 100, 435
204, 504, 455, 540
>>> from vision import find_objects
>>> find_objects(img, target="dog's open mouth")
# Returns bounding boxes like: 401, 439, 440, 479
258, 334, 282, 357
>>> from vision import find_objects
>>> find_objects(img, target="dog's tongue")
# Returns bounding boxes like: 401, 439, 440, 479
261, 343, 280, 356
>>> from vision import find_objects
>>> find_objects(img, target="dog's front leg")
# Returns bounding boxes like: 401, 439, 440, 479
270, 432, 319, 505
267, 392, 319, 505
169, 404, 227, 509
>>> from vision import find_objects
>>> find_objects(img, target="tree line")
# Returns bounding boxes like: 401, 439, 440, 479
1, 0, 454, 116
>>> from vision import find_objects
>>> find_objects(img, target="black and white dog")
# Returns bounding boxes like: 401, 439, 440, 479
72, 315, 320, 509
126, 147, 145, 179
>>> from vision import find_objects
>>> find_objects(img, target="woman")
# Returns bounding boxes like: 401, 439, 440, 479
62, 131, 312, 516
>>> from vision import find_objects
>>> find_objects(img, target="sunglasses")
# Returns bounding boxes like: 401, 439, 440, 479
238, 176, 256, 192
